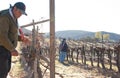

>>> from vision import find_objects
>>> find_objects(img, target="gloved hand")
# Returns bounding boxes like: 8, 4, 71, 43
19, 28, 24, 41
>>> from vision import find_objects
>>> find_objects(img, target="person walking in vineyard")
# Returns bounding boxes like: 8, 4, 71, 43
59, 38, 68, 63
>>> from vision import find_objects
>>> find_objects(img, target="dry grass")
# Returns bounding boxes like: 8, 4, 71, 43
10, 59, 27, 78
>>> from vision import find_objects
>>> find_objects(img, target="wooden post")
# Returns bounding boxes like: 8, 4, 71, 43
33, 24, 38, 78
50, 0, 55, 78
32, 20, 36, 47
20, 18, 50, 78
32, 20, 37, 78
20, 19, 49, 28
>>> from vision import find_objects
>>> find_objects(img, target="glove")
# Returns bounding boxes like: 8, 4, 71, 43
19, 28, 24, 41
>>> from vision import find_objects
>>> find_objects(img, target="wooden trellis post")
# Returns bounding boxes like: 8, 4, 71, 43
50, 0, 55, 78
24, 20, 42, 78
20, 0, 56, 77
32, 20, 38, 78
20, 19, 49, 28
20, 19, 50, 78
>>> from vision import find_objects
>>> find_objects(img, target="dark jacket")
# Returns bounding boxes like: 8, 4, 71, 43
59, 41, 68, 52
0, 9, 18, 51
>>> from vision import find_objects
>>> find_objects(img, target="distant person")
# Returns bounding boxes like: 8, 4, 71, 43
0, 2, 27, 78
59, 38, 68, 63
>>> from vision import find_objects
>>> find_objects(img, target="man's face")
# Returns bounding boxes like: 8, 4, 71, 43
13, 6, 22, 19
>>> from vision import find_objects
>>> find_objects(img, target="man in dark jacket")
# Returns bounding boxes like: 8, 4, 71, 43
59, 38, 68, 63
0, 2, 27, 78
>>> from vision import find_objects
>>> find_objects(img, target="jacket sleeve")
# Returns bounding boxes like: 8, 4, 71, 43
18, 28, 24, 41
0, 16, 14, 51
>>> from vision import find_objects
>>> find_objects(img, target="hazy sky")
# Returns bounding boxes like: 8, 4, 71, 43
1, 0, 120, 34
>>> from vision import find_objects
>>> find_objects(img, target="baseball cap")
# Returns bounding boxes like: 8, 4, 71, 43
14, 2, 27, 15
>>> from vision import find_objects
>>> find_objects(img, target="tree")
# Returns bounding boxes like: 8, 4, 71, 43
95, 32, 102, 41
103, 34, 110, 41
95, 32, 110, 42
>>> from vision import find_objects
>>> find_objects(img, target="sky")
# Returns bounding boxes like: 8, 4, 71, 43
1, 0, 120, 34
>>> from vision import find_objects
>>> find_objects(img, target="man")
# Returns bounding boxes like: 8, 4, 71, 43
0, 2, 27, 78
59, 38, 68, 63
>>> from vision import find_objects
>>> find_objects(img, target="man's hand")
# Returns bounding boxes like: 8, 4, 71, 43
11, 49, 19, 56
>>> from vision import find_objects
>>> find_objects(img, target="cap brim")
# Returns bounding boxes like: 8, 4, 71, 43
19, 9, 27, 16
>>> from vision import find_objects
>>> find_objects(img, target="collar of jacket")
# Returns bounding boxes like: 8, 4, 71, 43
9, 8, 18, 25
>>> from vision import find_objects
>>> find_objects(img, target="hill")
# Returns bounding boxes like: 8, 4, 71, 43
55, 30, 94, 40
46, 30, 120, 42
21, 28, 120, 42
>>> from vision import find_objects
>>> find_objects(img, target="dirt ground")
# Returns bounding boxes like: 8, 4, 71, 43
57, 55, 120, 78
55, 60, 109, 78
8, 42, 120, 78
8, 56, 120, 78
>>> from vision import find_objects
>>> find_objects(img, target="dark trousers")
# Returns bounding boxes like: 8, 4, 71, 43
0, 46, 11, 78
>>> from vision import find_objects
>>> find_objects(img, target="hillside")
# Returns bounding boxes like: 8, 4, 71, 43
46, 30, 120, 41
55, 30, 94, 40
21, 28, 120, 42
